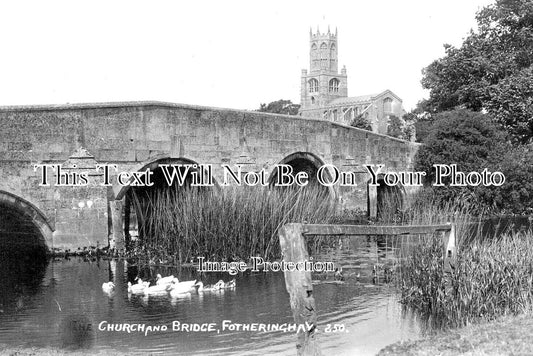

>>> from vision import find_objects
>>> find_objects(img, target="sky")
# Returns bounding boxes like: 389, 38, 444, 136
0, 0, 495, 111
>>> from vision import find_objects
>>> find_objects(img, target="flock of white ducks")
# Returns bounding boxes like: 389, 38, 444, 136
103, 273, 236, 297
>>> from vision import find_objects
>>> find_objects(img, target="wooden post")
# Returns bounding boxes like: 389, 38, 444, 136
368, 184, 377, 219
124, 193, 131, 249
443, 223, 456, 273
279, 223, 321, 356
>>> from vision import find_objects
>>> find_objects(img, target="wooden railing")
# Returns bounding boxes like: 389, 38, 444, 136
278, 223, 456, 356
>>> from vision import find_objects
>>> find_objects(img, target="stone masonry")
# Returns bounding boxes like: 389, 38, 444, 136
0, 101, 419, 251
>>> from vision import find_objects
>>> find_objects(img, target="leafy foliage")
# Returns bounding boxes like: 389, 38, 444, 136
387, 115, 404, 139
421, 0, 533, 143
258, 99, 300, 115
350, 114, 372, 131
491, 143, 533, 214
415, 110, 505, 210
414, 109, 533, 213
408, 110, 434, 143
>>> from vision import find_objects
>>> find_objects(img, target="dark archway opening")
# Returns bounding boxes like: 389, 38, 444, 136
268, 153, 332, 197
0, 196, 49, 310
122, 158, 214, 261
0, 199, 48, 260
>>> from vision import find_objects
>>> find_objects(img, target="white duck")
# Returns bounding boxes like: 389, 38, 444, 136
169, 279, 197, 296
170, 281, 197, 297
128, 279, 150, 294
102, 282, 115, 294
144, 283, 172, 295
156, 274, 176, 285
196, 280, 224, 292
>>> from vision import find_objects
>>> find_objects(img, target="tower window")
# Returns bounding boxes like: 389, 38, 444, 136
320, 43, 328, 69
311, 43, 318, 67
308, 78, 318, 93
383, 97, 393, 113
329, 78, 339, 93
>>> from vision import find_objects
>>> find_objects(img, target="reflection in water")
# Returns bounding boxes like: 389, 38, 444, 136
0, 235, 428, 355
0, 243, 48, 316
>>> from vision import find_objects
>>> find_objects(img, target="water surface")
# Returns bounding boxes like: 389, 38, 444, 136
0, 235, 426, 355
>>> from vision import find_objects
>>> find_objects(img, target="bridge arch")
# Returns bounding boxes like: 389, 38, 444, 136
115, 156, 218, 246
268, 152, 336, 197
114, 155, 217, 200
0, 190, 53, 252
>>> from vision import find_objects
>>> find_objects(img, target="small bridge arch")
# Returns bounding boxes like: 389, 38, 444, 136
113, 155, 216, 200
0, 190, 54, 252
113, 155, 218, 247
268, 152, 336, 196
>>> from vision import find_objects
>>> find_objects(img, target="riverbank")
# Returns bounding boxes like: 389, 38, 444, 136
378, 313, 533, 355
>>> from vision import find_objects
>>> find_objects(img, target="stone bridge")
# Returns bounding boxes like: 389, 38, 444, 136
0, 102, 419, 252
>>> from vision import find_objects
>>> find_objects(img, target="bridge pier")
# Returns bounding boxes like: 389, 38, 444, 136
109, 200, 125, 252
368, 184, 378, 219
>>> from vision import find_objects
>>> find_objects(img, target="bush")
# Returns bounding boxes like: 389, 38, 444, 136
413, 109, 533, 213
489, 144, 533, 214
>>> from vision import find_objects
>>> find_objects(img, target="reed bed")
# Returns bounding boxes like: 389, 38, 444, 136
385, 188, 533, 327
130, 185, 337, 264
399, 229, 533, 327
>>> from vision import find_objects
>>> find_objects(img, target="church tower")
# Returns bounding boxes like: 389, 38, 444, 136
300, 26, 348, 116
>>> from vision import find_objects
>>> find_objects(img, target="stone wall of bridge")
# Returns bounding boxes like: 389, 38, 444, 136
0, 102, 420, 251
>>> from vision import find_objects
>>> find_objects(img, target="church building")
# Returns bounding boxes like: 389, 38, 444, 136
299, 27, 406, 136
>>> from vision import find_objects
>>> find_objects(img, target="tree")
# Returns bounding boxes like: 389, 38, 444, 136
401, 113, 417, 142
404, 107, 434, 143
258, 99, 300, 115
493, 143, 533, 213
421, 0, 533, 143
350, 114, 372, 131
387, 115, 404, 139
414, 109, 510, 211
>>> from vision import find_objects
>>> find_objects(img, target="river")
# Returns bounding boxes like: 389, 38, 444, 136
0, 235, 431, 355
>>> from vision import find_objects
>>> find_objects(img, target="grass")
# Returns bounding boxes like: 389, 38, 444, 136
378, 312, 533, 356
129, 184, 337, 264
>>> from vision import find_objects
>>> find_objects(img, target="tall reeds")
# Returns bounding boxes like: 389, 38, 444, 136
399, 229, 533, 327
391, 188, 533, 327
130, 185, 337, 263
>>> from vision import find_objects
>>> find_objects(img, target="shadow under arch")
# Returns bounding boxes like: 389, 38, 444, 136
114, 156, 218, 200
115, 156, 218, 248
0, 190, 53, 254
268, 152, 336, 197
